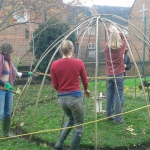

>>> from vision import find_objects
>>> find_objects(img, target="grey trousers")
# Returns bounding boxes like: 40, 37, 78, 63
58, 95, 84, 133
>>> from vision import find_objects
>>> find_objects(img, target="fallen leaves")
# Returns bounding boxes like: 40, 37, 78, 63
126, 125, 137, 136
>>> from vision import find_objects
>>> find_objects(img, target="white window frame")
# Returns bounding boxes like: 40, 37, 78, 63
88, 43, 95, 49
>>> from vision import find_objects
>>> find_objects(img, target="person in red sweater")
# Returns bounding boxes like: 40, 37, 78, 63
104, 25, 127, 123
50, 40, 90, 150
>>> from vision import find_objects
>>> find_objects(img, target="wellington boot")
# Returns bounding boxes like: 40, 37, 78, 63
70, 131, 82, 150
54, 120, 74, 150
2, 117, 13, 137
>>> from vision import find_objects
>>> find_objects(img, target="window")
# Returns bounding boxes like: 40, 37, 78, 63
88, 50, 95, 58
88, 27, 95, 35
88, 43, 95, 49
25, 29, 29, 39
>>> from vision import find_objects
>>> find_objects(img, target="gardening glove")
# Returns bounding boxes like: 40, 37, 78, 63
28, 72, 33, 77
4, 83, 14, 91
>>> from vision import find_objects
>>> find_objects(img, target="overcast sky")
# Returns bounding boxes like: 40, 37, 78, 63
63, 0, 135, 7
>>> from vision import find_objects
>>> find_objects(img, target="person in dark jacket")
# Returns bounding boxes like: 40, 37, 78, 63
124, 49, 131, 74
121, 48, 131, 109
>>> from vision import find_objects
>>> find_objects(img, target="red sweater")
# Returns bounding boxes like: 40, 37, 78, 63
104, 33, 127, 75
50, 58, 88, 92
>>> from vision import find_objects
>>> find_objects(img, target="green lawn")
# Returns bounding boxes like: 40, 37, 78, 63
1, 77, 150, 150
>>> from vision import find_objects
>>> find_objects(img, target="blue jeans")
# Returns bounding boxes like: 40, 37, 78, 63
0, 90, 13, 121
106, 73, 124, 122
122, 95, 124, 104
113, 94, 124, 105
58, 95, 84, 133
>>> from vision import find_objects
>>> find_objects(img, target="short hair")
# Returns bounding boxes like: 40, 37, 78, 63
0, 43, 13, 55
60, 40, 74, 56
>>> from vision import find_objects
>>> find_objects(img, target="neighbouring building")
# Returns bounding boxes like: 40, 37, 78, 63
70, 5, 130, 62
0, 2, 132, 76
128, 0, 150, 75
0, 0, 68, 68
69, 5, 131, 76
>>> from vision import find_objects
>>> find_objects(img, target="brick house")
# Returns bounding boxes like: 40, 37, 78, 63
71, 5, 130, 62
68, 5, 131, 76
92, 5, 130, 61
0, 2, 131, 75
0, 0, 68, 68
0, 23, 38, 67
128, 0, 150, 62
128, 0, 150, 75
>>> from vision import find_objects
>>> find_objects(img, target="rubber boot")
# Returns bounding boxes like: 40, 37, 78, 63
2, 117, 12, 137
54, 120, 74, 150
70, 131, 82, 150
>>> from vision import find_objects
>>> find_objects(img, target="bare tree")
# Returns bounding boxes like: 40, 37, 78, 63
0, 0, 81, 32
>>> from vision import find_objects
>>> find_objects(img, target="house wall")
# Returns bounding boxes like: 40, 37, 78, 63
0, 23, 38, 67
128, 0, 150, 62
84, 61, 150, 78
73, 5, 130, 65
73, 21, 107, 63
77, 2, 150, 77
0, 0, 68, 67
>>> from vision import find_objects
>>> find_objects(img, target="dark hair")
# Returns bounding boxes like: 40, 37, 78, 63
60, 40, 74, 56
0, 43, 13, 55
125, 49, 128, 54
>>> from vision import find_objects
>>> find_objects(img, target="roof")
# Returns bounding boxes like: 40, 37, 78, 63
128, 0, 136, 14
93, 5, 131, 25
68, 5, 131, 25
67, 6, 92, 24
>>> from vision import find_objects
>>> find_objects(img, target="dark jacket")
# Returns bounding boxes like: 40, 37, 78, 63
124, 54, 131, 70
124, 54, 131, 76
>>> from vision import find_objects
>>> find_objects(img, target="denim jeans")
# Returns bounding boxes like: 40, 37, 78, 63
113, 95, 124, 105
122, 95, 124, 104
106, 73, 124, 122
0, 90, 13, 121
58, 96, 84, 133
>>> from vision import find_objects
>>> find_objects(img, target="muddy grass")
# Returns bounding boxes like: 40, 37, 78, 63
13, 126, 150, 150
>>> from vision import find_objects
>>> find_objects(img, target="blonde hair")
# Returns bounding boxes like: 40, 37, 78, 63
109, 30, 122, 50
0, 42, 13, 55
61, 40, 74, 56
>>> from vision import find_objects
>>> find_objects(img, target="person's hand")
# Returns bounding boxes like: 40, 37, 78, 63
84, 89, 90, 98
124, 64, 127, 68
4, 83, 14, 91
28, 72, 33, 76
